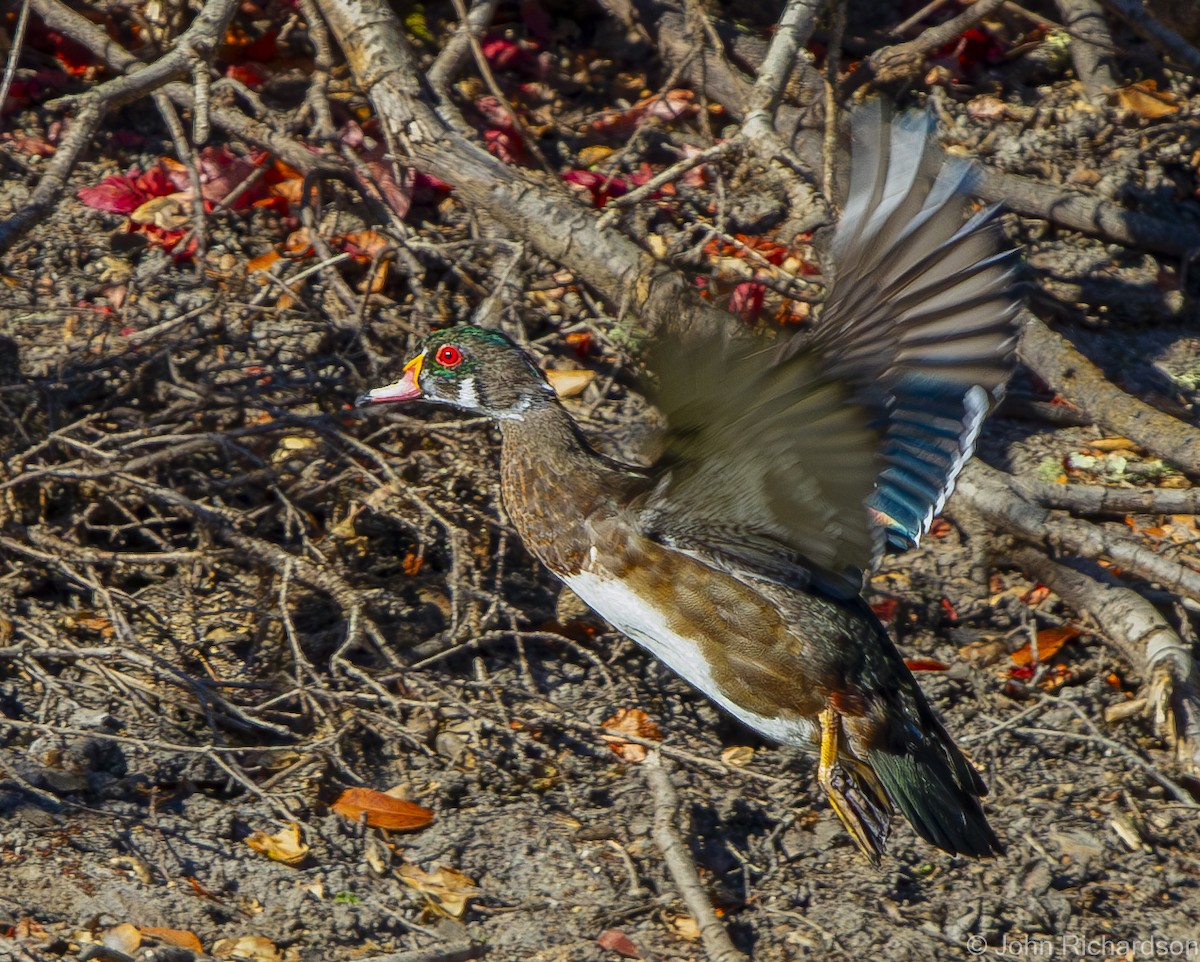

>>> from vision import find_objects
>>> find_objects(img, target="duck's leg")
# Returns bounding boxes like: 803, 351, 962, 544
817, 705, 892, 865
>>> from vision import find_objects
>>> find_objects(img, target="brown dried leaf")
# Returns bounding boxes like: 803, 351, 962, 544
332, 787, 434, 831
130, 194, 190, 230
720, 745, 754, 768
398, 863, 480, 917
667, 913, 701, 941
245, 822, 310, 865
597, 928, 642, 957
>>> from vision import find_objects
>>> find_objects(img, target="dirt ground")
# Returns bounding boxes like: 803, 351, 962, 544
2, 2, 1200, 961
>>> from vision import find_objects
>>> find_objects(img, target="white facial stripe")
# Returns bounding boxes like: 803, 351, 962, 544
457, 376, 480, 409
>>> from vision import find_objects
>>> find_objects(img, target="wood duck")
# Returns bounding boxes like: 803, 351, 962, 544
359, 102, 1018, 862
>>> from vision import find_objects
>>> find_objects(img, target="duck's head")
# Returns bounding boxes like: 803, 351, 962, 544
357, 326, 555, 420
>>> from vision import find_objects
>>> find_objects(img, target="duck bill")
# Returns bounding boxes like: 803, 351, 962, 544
357, 352, 425, 406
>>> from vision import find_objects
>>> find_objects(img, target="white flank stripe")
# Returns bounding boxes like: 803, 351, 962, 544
564, 571, 817, 748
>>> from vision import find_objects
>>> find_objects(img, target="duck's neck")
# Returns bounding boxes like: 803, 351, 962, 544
497, 398, 637, 576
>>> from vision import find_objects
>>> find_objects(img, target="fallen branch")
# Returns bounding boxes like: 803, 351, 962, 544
1020, 314, 1200, 476
955, 461, 1200, 599
1014, 478, 1200, 517
858, 0, 1009, 86
644, 751, 748, 962
1010, 547, 1200, 775
951, 462, 1200, 769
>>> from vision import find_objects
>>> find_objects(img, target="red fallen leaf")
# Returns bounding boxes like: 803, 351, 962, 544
1010, 625, 1079, 668
939, 597, 958, 622
482, 35, 533, 71
162, 146, 270, 209
597, 929, 642, 958
729, 282, 765, 322
223, 27, 278, 63
225, 62, 269, 88
41, 28, 97, 76
565, 331, 592, 356
936, 27, 1004, 72
485, 128, 529, 165
77, 163, 176, 215
563, 169, 628, 207
474, 95, 516, 130
871, 598, 898, 621
905, 658, 949, 672
2, 79, 37, 115
627, 162, 658, 188
332, 787, 434, 831
338, 120, 413, 218
413, 171, 453, 195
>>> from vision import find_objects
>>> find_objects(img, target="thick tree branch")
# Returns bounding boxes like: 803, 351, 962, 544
1020, 314, 1200, 477
1100, 0, 1200, 75
1054, 0, 1120, 99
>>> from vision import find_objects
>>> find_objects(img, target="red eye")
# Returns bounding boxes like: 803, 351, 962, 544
435, 344, 463, 367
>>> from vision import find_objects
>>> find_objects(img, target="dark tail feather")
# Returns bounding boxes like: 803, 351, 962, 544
865, 736, 1003, 858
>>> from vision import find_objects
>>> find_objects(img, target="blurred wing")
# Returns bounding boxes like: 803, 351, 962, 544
640, 100, 1020, 587
638, 336, 882, 597
802, 99, 1021, 555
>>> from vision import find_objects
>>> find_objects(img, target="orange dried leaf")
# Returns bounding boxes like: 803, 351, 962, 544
601, 707, 663, 763
927, 517, 952, 539
141, 928, 204, 952
1115, 80, 1179, 119
1010, 625, 1080, 667
332, 787, 433, 831
247, 251, 281, 274
1088, 436, 1136, 452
